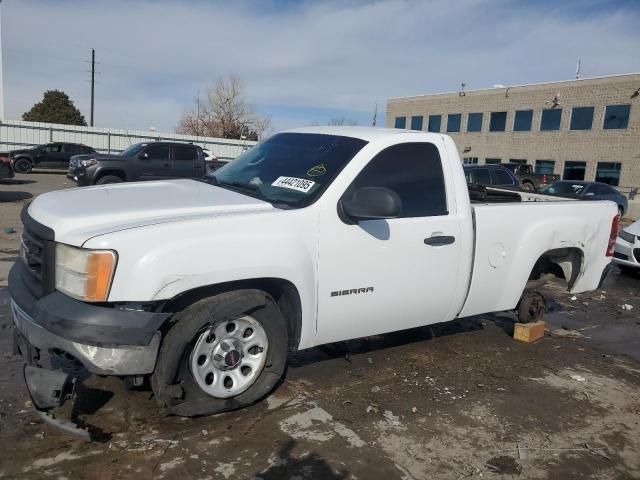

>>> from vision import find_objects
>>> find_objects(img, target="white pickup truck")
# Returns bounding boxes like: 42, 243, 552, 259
10, 127, 618, 434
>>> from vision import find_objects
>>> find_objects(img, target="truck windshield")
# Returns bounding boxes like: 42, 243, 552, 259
120, 144, 146, 157
212, 133, 368, 208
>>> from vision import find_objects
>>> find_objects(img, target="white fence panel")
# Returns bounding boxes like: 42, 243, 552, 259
0, 119, 257, 160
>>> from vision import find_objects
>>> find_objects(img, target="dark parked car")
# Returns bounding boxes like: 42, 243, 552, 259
10, 142, 96, 173
0, 152, 14, 180
463, 164, 520, 188
502, 163, 559, 191
540, 180, 628, 216
68, 141, 207, 185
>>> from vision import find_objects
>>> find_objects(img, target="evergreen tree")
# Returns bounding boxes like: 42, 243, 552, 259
22, 90, 87, 126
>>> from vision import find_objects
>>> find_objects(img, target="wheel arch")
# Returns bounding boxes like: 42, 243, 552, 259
96, 168, 127, 182
162, 278, 303, 352
527, 247, 584, 290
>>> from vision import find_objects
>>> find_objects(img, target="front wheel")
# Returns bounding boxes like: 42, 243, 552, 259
522, 182, 535, 191
151, 293, 288, 416
96, 175, 123, 185
13, 158, 32, 174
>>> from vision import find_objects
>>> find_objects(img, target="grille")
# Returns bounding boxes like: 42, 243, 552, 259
634, 248, 640, 263
613, 251, 628, 261
20, 226, 55, 298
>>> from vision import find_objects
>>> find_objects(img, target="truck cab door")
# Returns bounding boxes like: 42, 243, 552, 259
171, 145, 201, 178
138, 144, 171, 180
316, 141, 463, 345
36, 143, 64, 168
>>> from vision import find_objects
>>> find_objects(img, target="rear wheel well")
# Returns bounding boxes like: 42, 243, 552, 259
527, 247, 584, 290
162, 278, 302, 352
96, 169, 125, 182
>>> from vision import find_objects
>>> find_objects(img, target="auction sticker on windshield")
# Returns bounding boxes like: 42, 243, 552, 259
272, 176, 316, 193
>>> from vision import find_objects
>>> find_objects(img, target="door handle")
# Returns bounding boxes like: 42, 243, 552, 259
163, 163, 171, 167
424, 235, 455, 246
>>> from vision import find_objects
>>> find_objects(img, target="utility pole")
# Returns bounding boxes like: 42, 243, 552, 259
196, 89, 200, 137
90, 48, 95, 126
0, 0, 5, 121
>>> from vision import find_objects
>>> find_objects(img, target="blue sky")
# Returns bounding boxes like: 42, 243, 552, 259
3, 0, 640, 134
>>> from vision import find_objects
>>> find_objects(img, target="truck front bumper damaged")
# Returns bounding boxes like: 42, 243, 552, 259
22, 364, 92, 441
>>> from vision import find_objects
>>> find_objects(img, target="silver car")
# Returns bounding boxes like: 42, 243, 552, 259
540, 181, 628, 217
614, 220, 640, 274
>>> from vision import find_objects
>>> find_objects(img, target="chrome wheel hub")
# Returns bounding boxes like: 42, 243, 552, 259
190, 316, 268, 398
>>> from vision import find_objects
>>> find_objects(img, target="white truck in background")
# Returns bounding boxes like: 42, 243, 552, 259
10, 127, 618, 438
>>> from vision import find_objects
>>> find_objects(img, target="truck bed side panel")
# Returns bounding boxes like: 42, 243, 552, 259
459, 200, 616, 318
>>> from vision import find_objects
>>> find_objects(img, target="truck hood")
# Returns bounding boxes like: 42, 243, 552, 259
28, 179, 274, 246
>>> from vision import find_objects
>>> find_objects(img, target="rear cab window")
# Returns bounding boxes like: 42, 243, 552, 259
173, 145, 198, 161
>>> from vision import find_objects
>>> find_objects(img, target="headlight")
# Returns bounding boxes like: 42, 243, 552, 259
55, 243, 117, 302
80, 158, 98, 167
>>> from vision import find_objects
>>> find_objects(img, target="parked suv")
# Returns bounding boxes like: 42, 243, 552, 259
463, 164, 519, 188
502, 163, 559, 191
68, 141, 207, 185
11, 143, 96, 173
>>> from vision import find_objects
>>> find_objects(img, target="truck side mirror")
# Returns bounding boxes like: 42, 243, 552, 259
341, 186, 402, 221
139, 152, 149, 160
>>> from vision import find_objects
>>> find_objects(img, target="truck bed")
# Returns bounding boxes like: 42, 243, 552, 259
459, 196, 616, 318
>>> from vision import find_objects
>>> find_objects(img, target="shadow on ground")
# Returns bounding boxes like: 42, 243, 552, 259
256, 439, 349, 479
0, 179, 36, 185
0, 191, 33, 202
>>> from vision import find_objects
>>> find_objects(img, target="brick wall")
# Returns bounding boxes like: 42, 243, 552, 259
386, 74, 640, 189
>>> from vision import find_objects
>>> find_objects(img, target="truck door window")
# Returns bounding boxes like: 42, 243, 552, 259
344, 143, 447, 217
173, 146, 198, 161
471, 168, 491, 185
144, 145, 170, 160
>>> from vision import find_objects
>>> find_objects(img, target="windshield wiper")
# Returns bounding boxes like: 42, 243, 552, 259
217, 180, 263, 197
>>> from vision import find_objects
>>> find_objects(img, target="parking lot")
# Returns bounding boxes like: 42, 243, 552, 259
1, 173, 639, 480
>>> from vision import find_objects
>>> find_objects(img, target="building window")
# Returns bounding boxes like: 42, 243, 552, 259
563, 161, 586, 180
513, 110, 533, 131
447, 114, 462, 132
410, 115, 423, 131
535, 160, 555, 175
394, 116, 406, 129
570, 106, 594, 130
463, 157, 479, 165
428, 115, 441, 132
485, 158, 501, 164
489, 112, 507, 132
540, 108, 562, 131
595, 162, 622, 186
509, 159, 528, 165
603, 104, 631, 129
467, 113, 483, 132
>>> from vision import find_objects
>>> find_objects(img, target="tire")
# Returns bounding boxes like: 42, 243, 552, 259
522, 182, 535, 191
151, 293, 288, 417
517, 291, 545, 323
13, 158, 32, 174
95, 175, 123, 185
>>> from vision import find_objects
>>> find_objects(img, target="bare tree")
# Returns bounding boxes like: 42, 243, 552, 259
328, 116, 358, 126
177, 75, 270, 141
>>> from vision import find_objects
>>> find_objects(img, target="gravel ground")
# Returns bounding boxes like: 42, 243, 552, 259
0, 172, 639, 479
